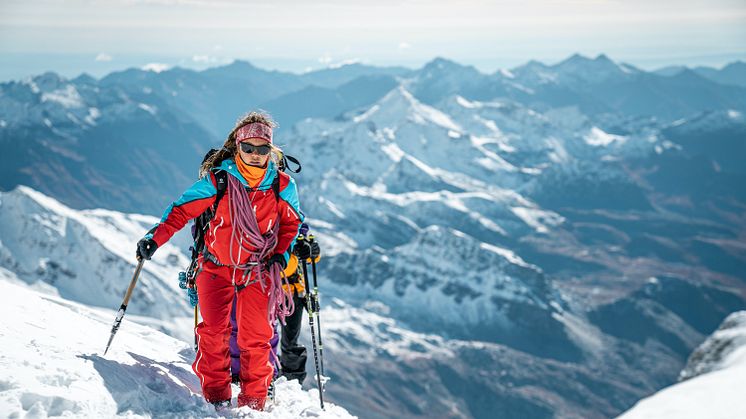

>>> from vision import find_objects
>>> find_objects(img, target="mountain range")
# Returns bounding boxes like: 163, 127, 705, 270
1, 53, 745, 418
654, 61, 746, 87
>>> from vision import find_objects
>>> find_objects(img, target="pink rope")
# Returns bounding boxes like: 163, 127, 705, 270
226, 174, 294, 324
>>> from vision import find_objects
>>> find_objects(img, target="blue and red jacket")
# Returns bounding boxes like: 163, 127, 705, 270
147, 158, 303, 265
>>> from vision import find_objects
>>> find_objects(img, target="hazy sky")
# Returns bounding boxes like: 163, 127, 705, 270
1, 0, 745, 80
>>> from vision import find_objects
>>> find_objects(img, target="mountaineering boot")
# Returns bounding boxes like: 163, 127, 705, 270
212, 399, 232, 412
237, 394, 266, 411
267, 378, 276, 403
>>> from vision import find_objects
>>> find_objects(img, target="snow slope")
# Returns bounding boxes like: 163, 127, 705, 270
0, 185, 196, 341
0, 269, 355, 418
618, 311, 746, 419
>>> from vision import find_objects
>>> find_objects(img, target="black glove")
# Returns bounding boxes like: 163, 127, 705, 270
136, 238, 158, 260
266, 253, 287, 271
309, 240, 320, 259
293, 239, 312, 260
293, 238, 321, 260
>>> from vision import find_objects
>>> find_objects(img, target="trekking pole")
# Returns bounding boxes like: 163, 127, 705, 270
308, 235, 326, 378
104, 257, 145, 355
300, 241, 324, 410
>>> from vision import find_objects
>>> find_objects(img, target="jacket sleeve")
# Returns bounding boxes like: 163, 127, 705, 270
275, 176, 304, 261
146, 173, 218, 247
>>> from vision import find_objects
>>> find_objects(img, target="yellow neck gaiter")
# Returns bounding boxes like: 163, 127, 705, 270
236, 157, 267, 188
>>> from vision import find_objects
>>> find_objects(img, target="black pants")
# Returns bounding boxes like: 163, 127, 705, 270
280, 292, 307, 383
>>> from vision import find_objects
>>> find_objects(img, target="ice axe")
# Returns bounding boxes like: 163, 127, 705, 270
103, 257, 145, 355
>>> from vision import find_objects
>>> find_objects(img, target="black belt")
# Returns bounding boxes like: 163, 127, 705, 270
203, 249, 227, 267
203, 249, 261, 291
203, 249, 260, 269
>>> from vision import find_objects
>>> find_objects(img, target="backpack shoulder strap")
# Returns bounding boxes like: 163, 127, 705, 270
213, 169, 228, 209
192, 169, 228, 256
271, 173, 281, 202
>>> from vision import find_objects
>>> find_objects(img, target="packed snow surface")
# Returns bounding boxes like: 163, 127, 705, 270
0, 270, 355, 418
618, 311, 746, 419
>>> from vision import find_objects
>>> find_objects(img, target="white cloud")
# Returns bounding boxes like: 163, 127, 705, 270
95, 53, 112, 62
398, 42, 412, 50
192, 55, 211, 63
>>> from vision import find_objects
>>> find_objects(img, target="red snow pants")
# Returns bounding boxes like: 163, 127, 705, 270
191, 259, 273, 404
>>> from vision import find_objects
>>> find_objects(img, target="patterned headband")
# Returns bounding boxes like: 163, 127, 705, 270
235, 122, 273, 144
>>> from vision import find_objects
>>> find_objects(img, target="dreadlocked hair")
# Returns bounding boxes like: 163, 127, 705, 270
199, 110, 283, 177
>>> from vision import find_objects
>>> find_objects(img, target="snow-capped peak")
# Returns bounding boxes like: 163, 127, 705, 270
553, 53, 635, 83
420, 56, 476, 75
26, 71, 67, 92
511, 53, 639, 86
141, 63, 171, 73
41, 84, 85, 109
357, 86, 462, 132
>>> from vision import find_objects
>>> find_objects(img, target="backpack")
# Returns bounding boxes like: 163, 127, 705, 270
188, 148, 301, 268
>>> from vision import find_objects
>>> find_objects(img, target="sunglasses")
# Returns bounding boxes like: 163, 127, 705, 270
240, 142, 271, 156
